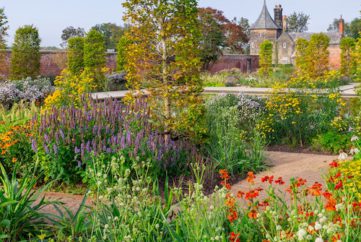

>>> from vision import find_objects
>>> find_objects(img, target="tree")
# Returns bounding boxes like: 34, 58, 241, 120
67, 36, 84, 75
91, 23, 124, 50
349, 18, 361, 39
116, 35, 130, 72
0, 8, 9, 79
61, 26, 85, 48
287, 12, 310, 33
258, 40, 273, 77
355, 38, 361, 82
10, 25, 41, 80
340, 37, 356, 77
123, 0, 204, 142
197, 7, 248, 68
294, 38, 309, 77
307, 34, 329, 79
198, 7, 225, 69
239, 17, 250, 38
84, 29, 106, 89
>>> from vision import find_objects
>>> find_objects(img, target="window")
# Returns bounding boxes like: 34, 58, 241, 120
283, 42, 287, 49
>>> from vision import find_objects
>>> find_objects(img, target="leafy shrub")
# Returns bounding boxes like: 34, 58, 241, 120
312, 131, 352, 154
0, 165, 53, 241
204, 94, 264, 174
10, 25, 41, 80
0, 77, 53, 108
67, 36, 84, 75
35, 97, 193, 184
105, 72, 127, 91
258, 40, 273, 77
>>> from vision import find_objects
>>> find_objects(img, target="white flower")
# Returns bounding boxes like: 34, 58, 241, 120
338, 152, 348, 161
350, 147, 360, 155
351, 135, 359, 142
297, 229, 307, 240
315, 237, 324, 242
335, 203, 344, 211
319, 216, 327, 224
276, 225, 282, 231
315, 222, 322, 230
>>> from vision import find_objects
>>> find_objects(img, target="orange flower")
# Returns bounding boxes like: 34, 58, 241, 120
237, 190, 245, 198
329, 161, 339, 168
307, 182, 323, 196
248, 209, 258, 219
11, 157, 17, 163
325, 197, 337, 211
247, 171, 256, 184
296, 177, 307, 187
219, 169, 230, 180
225, 196, 236, 208
245, 189, 260, 200
221, 181, 231, 190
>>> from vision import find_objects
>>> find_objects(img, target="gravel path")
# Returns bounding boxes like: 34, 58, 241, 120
231, 151, 337, 199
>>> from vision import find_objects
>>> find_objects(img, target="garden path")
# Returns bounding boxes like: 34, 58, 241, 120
230, 151, 337, 200
40, 152, 337, 214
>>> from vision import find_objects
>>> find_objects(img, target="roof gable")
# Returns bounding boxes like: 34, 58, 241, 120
289, 32, 342, 45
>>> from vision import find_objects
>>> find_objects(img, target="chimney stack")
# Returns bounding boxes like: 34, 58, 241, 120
283, 15, 288, 32
339, 15, 345, 36
274, 4, 283, 28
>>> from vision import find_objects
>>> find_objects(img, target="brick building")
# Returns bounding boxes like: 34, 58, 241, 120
250, 0, 344, 68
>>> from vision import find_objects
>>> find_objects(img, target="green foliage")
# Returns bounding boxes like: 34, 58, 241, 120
340, 37, 356, 77
258, 40, 273, 77
356, 37, 361, 82
312, 130, 352, 154
287, 12, 310, 33
116, 35, 129, 72
0, 8, 8, 79
60, 26, 85, 48
84, 29, 106, 72
67, 36, 84, 75
204, 94, 264, 174
0, 165, 53, 241
349, 17, 361, 39
10, 25, 41, 80
295, 34, 330, 80
92, 23, 124, 50
123, 0, 204, 141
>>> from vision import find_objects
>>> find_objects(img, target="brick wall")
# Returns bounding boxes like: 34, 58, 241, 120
0, 50, 117, 78
207, 55, 259, 74
328, 45, 341, 69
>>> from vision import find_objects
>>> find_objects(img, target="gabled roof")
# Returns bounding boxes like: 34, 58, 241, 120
289, 32, 342, 45
250, 0, 281, 30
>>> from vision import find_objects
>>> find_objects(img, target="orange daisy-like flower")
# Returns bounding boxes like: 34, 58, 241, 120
275, 176, 285, 185
325, 197, 337, 211
247, 171, 256, 184
227, 209, 238, 223
329, 161, 339, 168
335, 181, 343, 190
237, 190, 245, 198
245, 189, 260, 200
219, 169, 230, 180
248, 209, 258, 219
296, 177, 307, 187
225, 196, 236, 208
307, 182, 323, 196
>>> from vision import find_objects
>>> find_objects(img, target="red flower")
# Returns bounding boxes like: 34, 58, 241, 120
296, 178, 307, 187
229, 232, 240, 242
307, 182, 323, 196
275, 177, 285, 185
329, 161, 339, 168
325, 197, 337, 211
225, 196, 236, 208
323, 191, 332, 199
221, 181, 231, 190
245, 189, 260, 200
335, 181, 343, 190
227, 209, 238, 223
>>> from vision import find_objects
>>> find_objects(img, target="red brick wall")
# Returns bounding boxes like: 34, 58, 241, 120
328, 45, 341, 70
0, 50, 117, 78
207, 55, 259, 74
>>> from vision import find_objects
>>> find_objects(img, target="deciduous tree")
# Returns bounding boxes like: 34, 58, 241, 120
258, 40, 273, 77
91, 23, 124, 50
67, 36, 84, 75
61, 26, 85, 48
340, 37, 356, 77
116, 35, 129, 72
307, 33, 330, 79
287, 12, 310, 33
123, 0, 204, 142
294, 38, 309, 77
10, 25, 41, 80
0, 8, 9, 79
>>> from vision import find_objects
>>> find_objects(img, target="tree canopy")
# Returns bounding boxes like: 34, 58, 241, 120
61, 26, 85, 48
91, 23, 124, 50
287, 12, 310, 33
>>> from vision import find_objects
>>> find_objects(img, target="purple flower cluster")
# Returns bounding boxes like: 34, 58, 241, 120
32, 97, 190, 169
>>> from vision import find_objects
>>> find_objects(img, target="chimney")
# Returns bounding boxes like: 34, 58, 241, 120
339, 15, 345, 36
274, 4, 283, 28
282, 15, 288, 32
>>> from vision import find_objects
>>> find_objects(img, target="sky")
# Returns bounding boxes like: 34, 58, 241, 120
0, 0, 360, 47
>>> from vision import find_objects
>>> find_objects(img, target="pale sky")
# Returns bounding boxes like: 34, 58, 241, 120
1, 0, 360, 47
